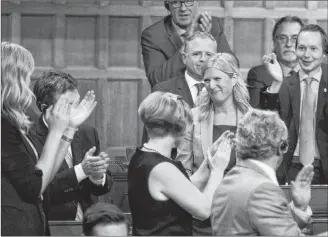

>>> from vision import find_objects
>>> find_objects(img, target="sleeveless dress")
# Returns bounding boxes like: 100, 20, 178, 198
128, 148, 192, 236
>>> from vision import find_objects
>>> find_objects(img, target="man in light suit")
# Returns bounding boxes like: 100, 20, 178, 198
141, 0, 232, 87
211, 109, 314, 235
260, 24, 328, 184
153, 31, 217, 107
31, 70, 113, 221
247, 16, 304, 108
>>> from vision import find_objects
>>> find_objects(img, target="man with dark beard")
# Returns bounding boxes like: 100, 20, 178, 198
247, 16, 304, 108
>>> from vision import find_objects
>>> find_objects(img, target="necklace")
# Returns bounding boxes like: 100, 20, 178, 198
143, 144, 166, 157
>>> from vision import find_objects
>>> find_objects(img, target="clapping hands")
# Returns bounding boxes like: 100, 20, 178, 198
81, 147, 110, 180
70, 91, 97, 128
207, 130, 234, 171
188, 11, 212, 36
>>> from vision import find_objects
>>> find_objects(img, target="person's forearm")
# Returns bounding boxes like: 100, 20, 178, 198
190, 159, 210, 190
35, 129, 65, 194
202, 170, 224, 207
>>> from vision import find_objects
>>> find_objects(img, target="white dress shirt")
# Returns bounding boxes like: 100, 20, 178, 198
185, 71, 204, 104
293, 67, 322, 159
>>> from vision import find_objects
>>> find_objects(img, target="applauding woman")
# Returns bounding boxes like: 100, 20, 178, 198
128, 91, 233, 236
1, 42, 96, 235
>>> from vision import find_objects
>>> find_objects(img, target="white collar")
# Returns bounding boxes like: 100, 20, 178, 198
280, 63, 300, 77
185, 71, 202, 89
299, 66, 322, 82
42, 114, 49, 128
248, 159, 279, 186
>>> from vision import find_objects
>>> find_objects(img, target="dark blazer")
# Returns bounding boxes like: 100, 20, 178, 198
30, 116, 113, 220
153, 75, 194, 107
211, 159, 309, 235
141, 15, 232, 87
259, 64, 328, 184
247, 64, 277, 108
1, 115, 46, 236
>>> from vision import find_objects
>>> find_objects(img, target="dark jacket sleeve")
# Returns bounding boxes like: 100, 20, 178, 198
259, 87, 281, 112
247, 67, 265, 108
81, 127, 113, 196
141, 29, 185, 87
1, 117, 42, 203
212, 17, 232, 54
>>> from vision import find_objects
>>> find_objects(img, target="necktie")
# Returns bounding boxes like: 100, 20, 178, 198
195, 83, 205, 96
299, 77, 316, 165
180, 32, 188, 42
65, 149, 84, 221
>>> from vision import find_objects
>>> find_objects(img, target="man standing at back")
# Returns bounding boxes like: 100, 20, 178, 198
141, 0, 232, 87
247, 16, 304, 108
154, 31, 217, 107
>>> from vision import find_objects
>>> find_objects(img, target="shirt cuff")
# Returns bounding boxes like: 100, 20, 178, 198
89, 174, 106, 186
290, 201, 313, 224
74, 164, 88, 183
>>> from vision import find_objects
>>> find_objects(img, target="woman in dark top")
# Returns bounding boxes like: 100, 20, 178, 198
128, 91, 233, 236
176, 53, 251, 235
1, 42, 86, 235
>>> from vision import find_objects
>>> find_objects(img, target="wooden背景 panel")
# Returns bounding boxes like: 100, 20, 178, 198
1, 14, 10, 41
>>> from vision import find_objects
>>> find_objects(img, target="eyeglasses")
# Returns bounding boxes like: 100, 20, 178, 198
169, 0, 195, 9
275, 35, 298, 44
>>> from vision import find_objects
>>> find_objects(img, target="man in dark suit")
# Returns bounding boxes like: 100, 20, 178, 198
31, 70, 113, 221
260, 24, 328, 184
247, 16, 304, 108
154, 31, 217, 107
141, 0, 232, 87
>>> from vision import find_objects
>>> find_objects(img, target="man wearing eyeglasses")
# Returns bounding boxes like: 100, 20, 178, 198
141, 0, 232, 88
247, 16, 304, 109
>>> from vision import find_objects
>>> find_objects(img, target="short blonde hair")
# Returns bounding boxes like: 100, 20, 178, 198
138, 92, 193, 138
198, 53, 250, 122
1, 42, 35, 133
236, 109, 288, 160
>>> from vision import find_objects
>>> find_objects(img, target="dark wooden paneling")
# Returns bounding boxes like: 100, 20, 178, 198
234, 1, 264, 8
21, 15, 53, 67
234, 18, 264, 68
318, 1, 328, 9
108, 17, 140, 67
65, 16, 96, 67
103, 79, 140, 147
1, 14, 10, 41
275, 1, 307, 8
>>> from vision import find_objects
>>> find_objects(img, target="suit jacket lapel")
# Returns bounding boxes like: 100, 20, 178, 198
200, 108, 214, 158
164, 15, 183, 51
71, 131, 82, 166
176, 75, 194, 107
316, 65, 328, 129
289, 73, 301, 132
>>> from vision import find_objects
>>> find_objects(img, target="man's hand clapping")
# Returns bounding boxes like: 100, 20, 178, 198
81, 147, 110, 180
70, 90, 97, 129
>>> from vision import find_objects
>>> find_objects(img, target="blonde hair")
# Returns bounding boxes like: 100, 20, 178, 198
198, 53, 251, 122
1, 42, 35, 133
138, 91, 193, 138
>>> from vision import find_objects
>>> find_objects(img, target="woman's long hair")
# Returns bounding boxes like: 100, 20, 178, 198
1, 42, 35, 133
198, 53, 251, 122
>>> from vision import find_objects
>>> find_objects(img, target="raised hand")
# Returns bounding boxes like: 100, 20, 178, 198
207, 130, 234, 171
70, 91, 97, 128
81, 147, 108, 178
198, 11, 212, 33
45, 96, 71, 133
263, 53, 283, 84
291, 165, 314, 211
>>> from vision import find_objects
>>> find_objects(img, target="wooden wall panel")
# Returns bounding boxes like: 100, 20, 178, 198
108, 17, 140, 67
103, 80, 139, 147
21, 15, 53, 67
318, 1, 328, 10
234, 19, 264, 68
1, 14, 10, 41
275, 1, 307, 8
234, 1, 264, 8
65, 16, 96, 67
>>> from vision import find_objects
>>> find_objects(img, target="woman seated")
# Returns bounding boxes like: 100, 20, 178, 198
176, 52, 251, 235
128, 91, 233, 236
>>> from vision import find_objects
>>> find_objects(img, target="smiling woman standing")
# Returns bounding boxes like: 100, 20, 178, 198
176, 53, 251, 235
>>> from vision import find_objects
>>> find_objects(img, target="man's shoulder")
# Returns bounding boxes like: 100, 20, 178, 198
141, 16, 168, 37
154, 75, 184, 91
249, 64, 267, 74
